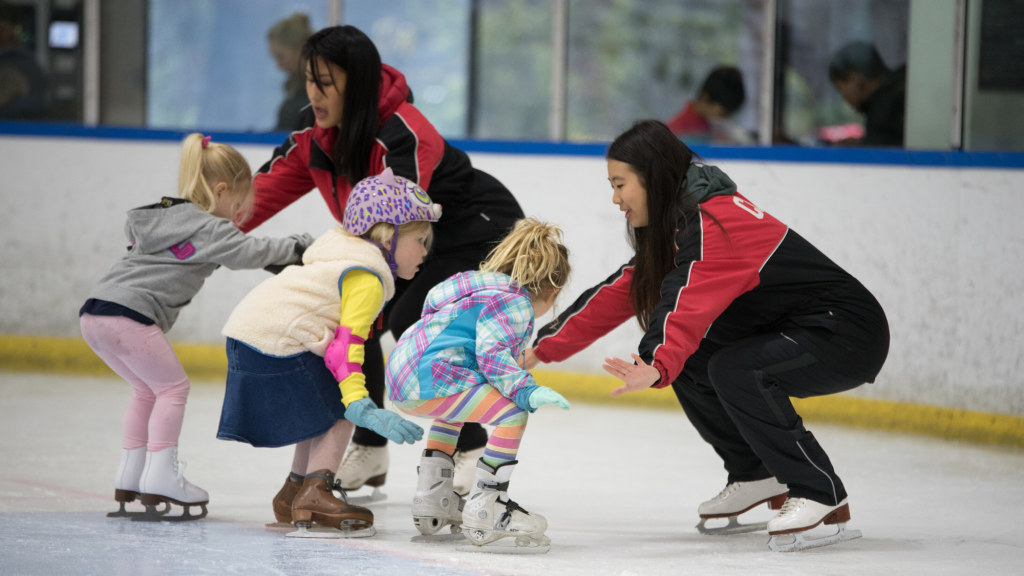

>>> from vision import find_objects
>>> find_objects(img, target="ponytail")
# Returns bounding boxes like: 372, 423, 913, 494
480, 218, 571, 300
177, 133, 255, 225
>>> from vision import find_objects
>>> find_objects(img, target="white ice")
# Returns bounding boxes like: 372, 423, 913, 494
2, 372, 1023, 576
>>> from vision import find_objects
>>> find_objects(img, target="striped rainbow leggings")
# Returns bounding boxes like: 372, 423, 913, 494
396, 384, 527, 467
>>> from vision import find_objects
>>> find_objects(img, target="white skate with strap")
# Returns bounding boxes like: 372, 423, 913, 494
337, 444, 388, 505
696, 477, 788, 535
457, 460, 550, 554
409, 450, 465, 543
134, 447, 209, 522
766, 497, 862, 552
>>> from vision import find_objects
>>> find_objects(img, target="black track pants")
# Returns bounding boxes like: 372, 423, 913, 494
672, 332, 864, 506
352, 250, 493, 451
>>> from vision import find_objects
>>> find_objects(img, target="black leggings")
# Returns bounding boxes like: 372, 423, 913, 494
671, 332, 866, 506
352, 248, 494, 450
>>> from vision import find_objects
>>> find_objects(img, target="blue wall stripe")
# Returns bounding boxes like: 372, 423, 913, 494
2, 121, 1023, 169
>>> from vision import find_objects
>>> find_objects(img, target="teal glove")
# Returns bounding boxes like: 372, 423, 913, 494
528, 386, 571, 411
345, 398, 423, 444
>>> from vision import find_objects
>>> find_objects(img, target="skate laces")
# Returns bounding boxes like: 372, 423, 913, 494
778, 497, 804, 516
343, 445, 373, 469
712, 482, 742, 501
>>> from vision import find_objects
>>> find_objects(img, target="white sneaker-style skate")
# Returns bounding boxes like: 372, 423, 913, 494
696, 477, 788, 535
134, 446, 209, 522
338, 444, 388, 504
410, 450, 465, 543
108, 447, 169, 518
452, 446, 486, 496
458, 460, 550, 554
766, 497, 862, 552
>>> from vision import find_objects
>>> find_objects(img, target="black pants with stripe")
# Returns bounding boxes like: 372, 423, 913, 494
671, 332, 864, 506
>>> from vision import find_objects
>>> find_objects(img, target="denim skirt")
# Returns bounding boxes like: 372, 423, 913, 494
217, 338, 347, 448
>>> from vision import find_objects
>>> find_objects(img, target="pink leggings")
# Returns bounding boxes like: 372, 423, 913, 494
80, 314, 190, 451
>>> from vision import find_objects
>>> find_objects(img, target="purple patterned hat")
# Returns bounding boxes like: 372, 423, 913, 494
343, 168, 442, 236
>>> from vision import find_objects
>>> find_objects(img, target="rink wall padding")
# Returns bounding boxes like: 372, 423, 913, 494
2, 335, 1022, 449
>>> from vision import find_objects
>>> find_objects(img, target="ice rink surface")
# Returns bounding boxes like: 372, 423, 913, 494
2, 372, 1023, 576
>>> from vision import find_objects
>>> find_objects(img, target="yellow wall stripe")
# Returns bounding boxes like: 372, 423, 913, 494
3, 335, 1022, 448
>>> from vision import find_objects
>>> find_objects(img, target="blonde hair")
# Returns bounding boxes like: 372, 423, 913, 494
480, 218, 570, 299
268, 13, 312, 49
363, 220, 433, 248
177, 133, 254, 225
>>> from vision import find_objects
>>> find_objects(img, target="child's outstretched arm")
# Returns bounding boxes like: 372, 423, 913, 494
202, 219, 313, 270
324, 269, 422, 444
476, 294, 570, 412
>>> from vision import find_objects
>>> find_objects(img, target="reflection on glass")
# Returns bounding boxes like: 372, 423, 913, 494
775, 0, 908, 147
566, 0, 764, 143
346, 0, 469, 138
267, 13, 313, 131
0, 4, 50, 121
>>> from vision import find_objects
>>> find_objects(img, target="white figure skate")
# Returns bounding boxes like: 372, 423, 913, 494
696, 477, 788, 535
409, 450, 466, 543
337, 444, 388, 505
766, 497, 862, 552
452, 446, 485, 496
134, 446, 209, 522
458, 460, 550, 554
108, 447, 168, 518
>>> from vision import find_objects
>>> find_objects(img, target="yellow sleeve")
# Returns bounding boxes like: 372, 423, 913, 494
337, 269, 385, 407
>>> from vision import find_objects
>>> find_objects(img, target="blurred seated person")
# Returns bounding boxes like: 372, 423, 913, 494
828, 42, 906, 147
666, 66, 747, 144
267, 13, 312, 131
0, 6, 47, 120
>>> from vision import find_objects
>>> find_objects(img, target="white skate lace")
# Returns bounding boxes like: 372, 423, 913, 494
343, 446, 372, 469
711, 482, 743, 501
778, 497, 804, 517
171, 451, 197, 491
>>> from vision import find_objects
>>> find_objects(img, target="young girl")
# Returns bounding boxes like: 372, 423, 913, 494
386, 218, 572, 552
218, 168, 433, 537
80, 133, 312, 521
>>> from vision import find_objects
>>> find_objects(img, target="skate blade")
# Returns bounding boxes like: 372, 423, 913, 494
411, 532, 467, 543
456, 541, 550, 555
107, 501, 171, 519
768, 523, 862, 552
285, 524, 377, 539
696, 516, 768, 536
130, 503, 207, 522
345, 487, 387, 505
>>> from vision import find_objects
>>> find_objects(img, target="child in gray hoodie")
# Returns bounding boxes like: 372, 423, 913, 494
80, 133, 313, 521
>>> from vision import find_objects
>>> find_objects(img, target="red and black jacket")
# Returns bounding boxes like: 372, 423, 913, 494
534, 191, 889, 386
245, 64, 521, 254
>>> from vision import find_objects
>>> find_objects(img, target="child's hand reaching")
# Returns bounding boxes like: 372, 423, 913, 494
528, 386, 571, 411
345, 398, 424, 444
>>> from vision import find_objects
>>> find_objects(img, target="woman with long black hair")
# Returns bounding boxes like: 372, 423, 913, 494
523, 120, 889, 552
243, 26, 523, 513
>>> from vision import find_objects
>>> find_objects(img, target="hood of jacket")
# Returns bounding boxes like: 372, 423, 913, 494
124, 201, 212, 255
681, 164, 738, 205
311, 64, 411, 157
423, 271, 530, 316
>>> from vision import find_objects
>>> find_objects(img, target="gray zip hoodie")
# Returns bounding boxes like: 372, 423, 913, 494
86, 199, 313, 333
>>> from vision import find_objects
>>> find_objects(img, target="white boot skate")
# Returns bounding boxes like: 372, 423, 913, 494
337, 444, 388, 505
766, 497, 862, 552
458, 460, 550, 554
410, 450, 465, 543
452, 446, 486, 496
696, 477, 788, 535
134, 446, 209, 522
108, 447, 168, 518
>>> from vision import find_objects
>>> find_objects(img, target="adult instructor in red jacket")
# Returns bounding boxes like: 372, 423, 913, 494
523, 120, 889, 551
242, 26, 523, 502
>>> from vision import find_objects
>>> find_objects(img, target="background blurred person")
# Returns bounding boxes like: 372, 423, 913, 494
828, 41, 906, 147
666, 66, 747, 144
267, 13, 313, 131
0, 4, 47, 120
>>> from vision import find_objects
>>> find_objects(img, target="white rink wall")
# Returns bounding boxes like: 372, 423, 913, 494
1, 135, 1022, 417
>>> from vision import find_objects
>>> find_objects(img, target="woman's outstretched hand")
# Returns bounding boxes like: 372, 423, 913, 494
602, 353, 660, 396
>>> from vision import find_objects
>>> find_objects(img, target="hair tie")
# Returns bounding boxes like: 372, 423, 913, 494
201, 136, 212, 148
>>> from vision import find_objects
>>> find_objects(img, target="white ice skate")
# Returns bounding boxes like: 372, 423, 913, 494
410, 450, 465, 543
452, 446, 485, 496
696, 477, 788, 535
134, 446, 209, 522
766, 497, 862, 552
107, 447, 169, 518
337, 444, 388, 505
458, 460, 550, 554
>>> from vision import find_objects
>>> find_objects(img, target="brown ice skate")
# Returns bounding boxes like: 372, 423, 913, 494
291, 470, 374, 532
271, 473, 304, 523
